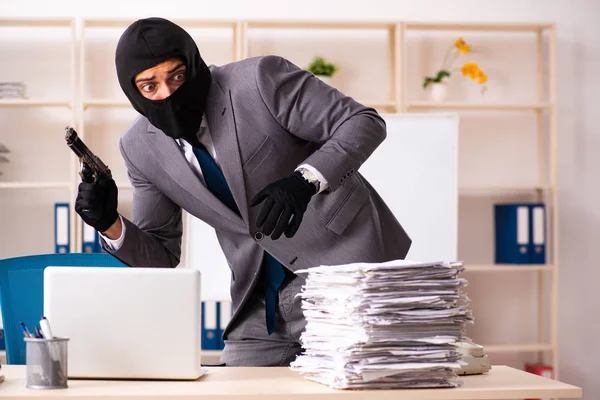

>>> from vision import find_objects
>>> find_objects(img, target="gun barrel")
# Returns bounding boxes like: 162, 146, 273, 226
65, 126, 91, 160
64, 126, 112, 180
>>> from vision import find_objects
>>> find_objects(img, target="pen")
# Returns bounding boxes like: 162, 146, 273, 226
39, 317, 65, 384
19, 322, 32, 338
39, 317, 54, 340
40, 317, 61, 361
35, 326, 44, 339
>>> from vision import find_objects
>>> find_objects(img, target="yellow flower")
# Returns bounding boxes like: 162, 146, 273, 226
461, 63, 488, 84
455, 37, 471, 54
461, 62, 479, 79
478, 70, 488, 84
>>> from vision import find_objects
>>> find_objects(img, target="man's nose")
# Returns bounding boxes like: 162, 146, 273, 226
154, 85, 173, 100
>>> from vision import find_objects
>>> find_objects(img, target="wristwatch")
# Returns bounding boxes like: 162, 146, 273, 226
297, 168, 321, 193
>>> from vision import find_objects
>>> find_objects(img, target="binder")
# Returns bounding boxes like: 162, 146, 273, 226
217, 301, 232, 350
530, 204, 546, 264
82, 221, 100, 253
54, 203, 70, 253
201, 301, 218, 350
494, 203, 546, 264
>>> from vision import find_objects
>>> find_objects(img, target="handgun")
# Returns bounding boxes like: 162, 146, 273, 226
64, 126, 112, 184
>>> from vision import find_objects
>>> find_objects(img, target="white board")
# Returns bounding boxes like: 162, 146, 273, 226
360, 113, 459, 263
185, 112, 459, 301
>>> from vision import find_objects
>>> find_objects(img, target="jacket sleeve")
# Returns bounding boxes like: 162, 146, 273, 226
254, 55, 387, 192
99, 136, 182, 268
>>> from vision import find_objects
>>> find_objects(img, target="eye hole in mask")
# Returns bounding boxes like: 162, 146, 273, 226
133, 57, 187, 101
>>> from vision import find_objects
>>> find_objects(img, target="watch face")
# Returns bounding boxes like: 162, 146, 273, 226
300, 169, 319, 191
303, 171, 316, 182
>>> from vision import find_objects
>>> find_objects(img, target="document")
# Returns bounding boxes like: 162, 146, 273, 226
290, 260, 473, 389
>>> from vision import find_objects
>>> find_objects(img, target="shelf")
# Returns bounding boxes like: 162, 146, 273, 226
0, 182, 72, 189
404, 21, 553, 32
464, 264, 553, 272
407, 102, 551, 111
459, 185, 554, 192
83, 99, 131, 108
0, 99, 72, 108
84, 18, 236, 29
363, 101, 397, 110
0, 18, 73, 27
482, 343, 554, 353
247, 20, 396, 30
83, 99, 396, 111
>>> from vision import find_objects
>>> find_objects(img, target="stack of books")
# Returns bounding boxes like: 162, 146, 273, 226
0, 144, 9, 177
290, 260, 473, 389
0, 82, 26, 98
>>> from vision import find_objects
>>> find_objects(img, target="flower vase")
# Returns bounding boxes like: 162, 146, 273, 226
430, 83, 448, 102
316, 75, 332, 86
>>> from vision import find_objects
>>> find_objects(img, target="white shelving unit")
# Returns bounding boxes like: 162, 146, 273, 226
400, 21, 558, 377
0, 17, 558, 375
0, 17, 79, 251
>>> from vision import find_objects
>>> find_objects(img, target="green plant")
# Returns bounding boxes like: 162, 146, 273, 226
306, 56, 338, 77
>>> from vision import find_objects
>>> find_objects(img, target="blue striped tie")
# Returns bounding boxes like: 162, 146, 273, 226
191, 142, 285, 335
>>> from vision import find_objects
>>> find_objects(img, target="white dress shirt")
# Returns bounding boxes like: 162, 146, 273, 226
102, 114, 328, 250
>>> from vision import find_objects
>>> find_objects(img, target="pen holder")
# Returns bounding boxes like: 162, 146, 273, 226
24, 337, 69, 389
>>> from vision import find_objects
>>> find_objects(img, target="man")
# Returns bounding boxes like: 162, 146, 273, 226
75, 17, 411, 367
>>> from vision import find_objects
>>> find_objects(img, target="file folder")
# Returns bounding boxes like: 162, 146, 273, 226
201, 301, 218, 350
217, 301, 232, 350
495, 203, 546, 264
530, 204, 546, 264
82, 221, 100, 253
54, 203, 70, 253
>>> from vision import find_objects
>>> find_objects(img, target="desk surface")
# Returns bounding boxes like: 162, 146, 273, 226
0, 365, 582, 399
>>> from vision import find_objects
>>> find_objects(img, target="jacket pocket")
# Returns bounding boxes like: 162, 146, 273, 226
326, 182, 369, 235
243, 136, 275, 176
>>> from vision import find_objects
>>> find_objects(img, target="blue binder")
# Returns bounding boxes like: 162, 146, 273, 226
495, 203, 546, 264
54, 203, 70, 253
201, 301, 218, 350
82, 220, 100, 253
217, 301, 232, 350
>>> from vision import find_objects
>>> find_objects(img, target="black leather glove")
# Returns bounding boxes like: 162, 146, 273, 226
250, 171, 317, 240
75, 177, 119, 233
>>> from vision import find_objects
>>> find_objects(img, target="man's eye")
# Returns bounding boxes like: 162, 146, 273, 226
141, 83, 155, 92
173, 73, 185, 82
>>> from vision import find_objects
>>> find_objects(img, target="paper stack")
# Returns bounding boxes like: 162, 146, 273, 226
290, 259, 473, 390
0, 144, 9, 177
0, 82, 26, 98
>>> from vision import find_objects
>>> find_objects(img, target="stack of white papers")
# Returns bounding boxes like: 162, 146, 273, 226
290, 260, 473, 389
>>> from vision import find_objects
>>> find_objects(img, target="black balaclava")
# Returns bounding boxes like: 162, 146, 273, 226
115, 17, 211, 142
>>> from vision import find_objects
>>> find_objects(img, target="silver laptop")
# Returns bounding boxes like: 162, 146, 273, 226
43, 266, 202, 380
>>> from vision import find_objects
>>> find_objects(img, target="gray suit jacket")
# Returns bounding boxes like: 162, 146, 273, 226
105, 55, 411, 337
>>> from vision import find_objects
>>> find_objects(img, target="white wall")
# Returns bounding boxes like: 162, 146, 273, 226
1, 0, 599, 396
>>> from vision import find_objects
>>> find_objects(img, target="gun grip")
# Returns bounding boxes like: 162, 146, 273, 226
80, 163, 95, 183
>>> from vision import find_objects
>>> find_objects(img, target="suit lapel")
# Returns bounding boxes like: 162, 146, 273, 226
142, 122, 243, 226
205, 80, 250, 225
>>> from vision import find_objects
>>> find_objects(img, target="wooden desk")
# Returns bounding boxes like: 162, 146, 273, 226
0, 365, 582, 399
